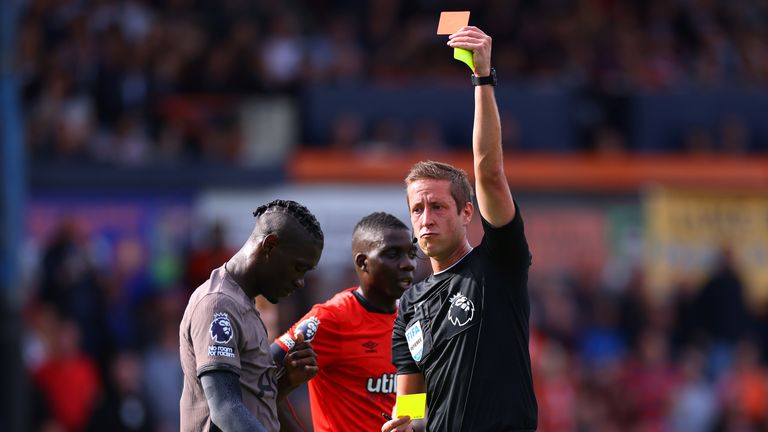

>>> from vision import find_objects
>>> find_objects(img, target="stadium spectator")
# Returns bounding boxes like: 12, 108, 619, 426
716, 338, 768, 429
38, 218, 110, 364
694, 248, 755, 344
87, 350, 154, 432
668, 346, 718, 432
30, 310, 102, 432
183, 220, 233, 297
141, 307, 183, 432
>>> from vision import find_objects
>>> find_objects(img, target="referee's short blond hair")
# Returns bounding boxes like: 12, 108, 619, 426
405, 161, 473, 213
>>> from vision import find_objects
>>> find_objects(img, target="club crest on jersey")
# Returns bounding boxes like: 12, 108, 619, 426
405, 321, 424, 362
448, 293, 475, 327
210, 312, 234, 344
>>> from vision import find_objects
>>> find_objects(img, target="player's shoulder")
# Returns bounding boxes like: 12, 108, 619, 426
187, 289, 248, 321
480, 201, 525, 237
316, 287, 358, 315
279, 288, 358, 346
188, 266, 247, 304
320, 287, 357, 307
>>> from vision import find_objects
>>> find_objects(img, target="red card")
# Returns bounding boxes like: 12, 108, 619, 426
437, 11, 470, 35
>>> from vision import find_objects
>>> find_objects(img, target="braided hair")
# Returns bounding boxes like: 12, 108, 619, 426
252, 199, 324, 242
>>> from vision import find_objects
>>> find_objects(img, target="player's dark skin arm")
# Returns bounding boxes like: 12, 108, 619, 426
278, 399, 306, 432
274, 332, 319, 399
275, 378, 309, 432
273, 332, 318, 431
201, 370, 268, 432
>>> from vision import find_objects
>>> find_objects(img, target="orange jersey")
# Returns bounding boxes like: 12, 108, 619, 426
275, 288, 397, 432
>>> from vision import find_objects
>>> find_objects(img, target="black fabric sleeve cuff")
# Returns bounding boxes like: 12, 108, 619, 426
197, 362, 241, 378
270, 342, 288, 367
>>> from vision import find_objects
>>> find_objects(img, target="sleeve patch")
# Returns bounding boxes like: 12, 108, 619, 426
279, 316, 321, 350
207, 345, 236, 358
210, 312, 234, 344
279, 334, 295, 350
295, 316, 321, 342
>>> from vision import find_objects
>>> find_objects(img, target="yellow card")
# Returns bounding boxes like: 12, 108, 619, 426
395, 393, 427, 419
437, 11, 470, 35
454, 47, 475, 72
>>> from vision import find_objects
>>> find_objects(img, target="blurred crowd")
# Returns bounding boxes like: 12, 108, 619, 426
18, 0, 768, 161
22, 214, 768, 432
531, 248, 768, 432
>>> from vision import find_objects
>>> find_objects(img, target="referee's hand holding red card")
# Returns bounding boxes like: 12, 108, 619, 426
447, 26, 492, 76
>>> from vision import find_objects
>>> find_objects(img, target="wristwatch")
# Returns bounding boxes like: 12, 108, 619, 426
471, 67, 497, 87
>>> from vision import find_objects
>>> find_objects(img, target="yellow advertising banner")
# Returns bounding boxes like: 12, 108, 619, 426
645, 187, 768, 305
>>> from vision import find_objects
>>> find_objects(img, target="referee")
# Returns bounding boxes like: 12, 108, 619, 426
382, 26, 537, 432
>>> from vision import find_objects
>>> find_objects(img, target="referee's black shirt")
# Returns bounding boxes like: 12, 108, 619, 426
392, 205, 537, 432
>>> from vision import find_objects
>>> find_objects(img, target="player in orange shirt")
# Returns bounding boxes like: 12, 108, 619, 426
272, 212, 417, 432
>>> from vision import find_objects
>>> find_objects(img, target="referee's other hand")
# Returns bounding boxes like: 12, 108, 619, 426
381, 415, 412, 432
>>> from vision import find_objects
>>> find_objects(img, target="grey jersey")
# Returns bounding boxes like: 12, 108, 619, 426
180, 265, 279, 431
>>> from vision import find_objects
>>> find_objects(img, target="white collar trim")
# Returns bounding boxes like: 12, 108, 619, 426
434, 247, 474, 275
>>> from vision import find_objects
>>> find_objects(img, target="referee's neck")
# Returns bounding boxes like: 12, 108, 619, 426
432, 241, 473, 274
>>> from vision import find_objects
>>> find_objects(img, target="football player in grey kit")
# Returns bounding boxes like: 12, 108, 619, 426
180, 200, 323, 432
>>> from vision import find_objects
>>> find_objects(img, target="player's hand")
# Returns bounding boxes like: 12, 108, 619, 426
283, 332, 319, 385
447, 26, 492, 76
381, 415, 412, 432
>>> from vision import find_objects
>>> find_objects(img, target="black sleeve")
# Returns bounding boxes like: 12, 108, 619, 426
270, 342, 287, 367
392, 296, 420, 375
201, 370, 268, 432
481, 201, 531, 269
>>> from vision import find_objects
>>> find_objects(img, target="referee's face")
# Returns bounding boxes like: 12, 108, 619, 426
407, 179, 471, 260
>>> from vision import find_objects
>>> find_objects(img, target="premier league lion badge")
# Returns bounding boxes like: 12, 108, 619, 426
279, 316, 320, 350
448, 293, 474, 327
295, 316, 320, 342
210, 312, 234, 344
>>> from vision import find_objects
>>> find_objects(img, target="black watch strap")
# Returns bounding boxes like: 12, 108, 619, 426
471, 67, 497, 87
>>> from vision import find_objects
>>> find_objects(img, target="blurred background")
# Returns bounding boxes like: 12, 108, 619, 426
2, 0, 768, 431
